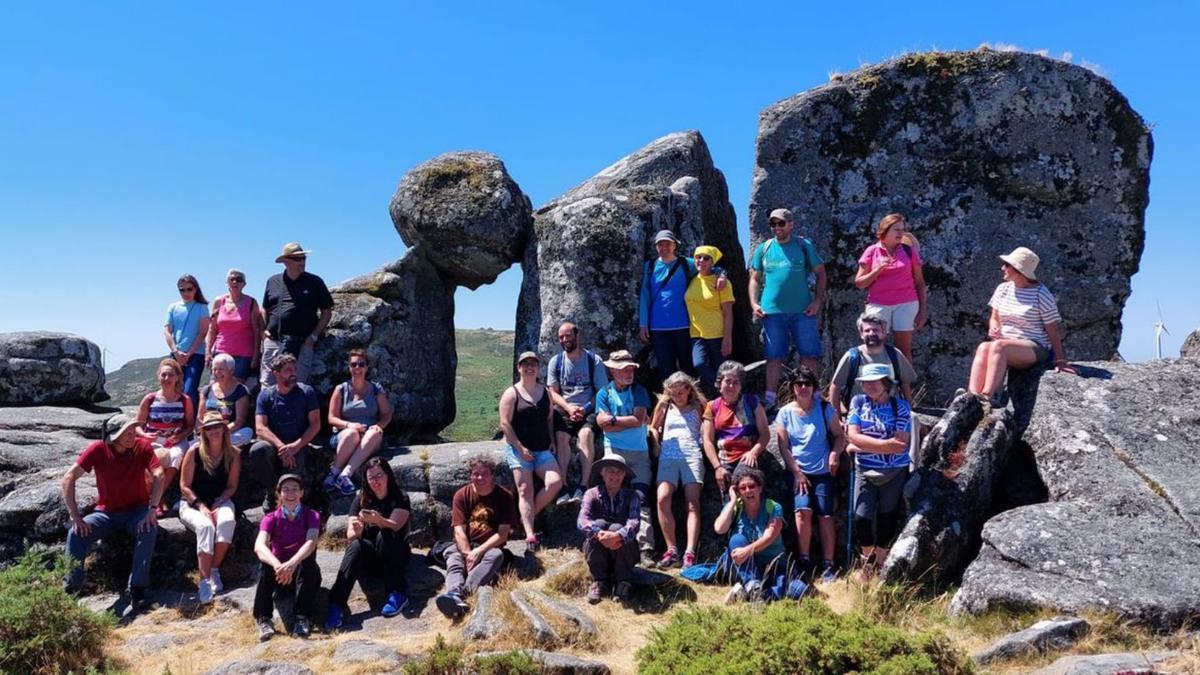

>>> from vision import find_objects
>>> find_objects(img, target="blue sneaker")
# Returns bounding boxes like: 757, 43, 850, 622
324, 604, 344, 631
819, 561, 838, 584
381, 591, 408, 617
335, 474, 357, 496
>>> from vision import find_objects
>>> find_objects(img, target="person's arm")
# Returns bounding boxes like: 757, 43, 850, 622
472, 524, 511, 557
297, 407, 321, 448
164, 323, 178, 356
185, 315, 211, 361
250, 298, 264, 368
141, 463, 165, 532
285, 523, 320, 568
576, 489, 600, 536
232, 393, 250, 431
701, 417, 724, 489
846, 425, 909, 453
777, 422, 805, 493
61, 465, 89, 536
1045, 322, 1076, 373
828, 409, 846, 474
720, 300, 734, 356
328, 385, 352, 431
256, 413, 284, 450
748, 516, 784, 554
363, 505, 410, 532
180, 448, 199, 507
548, 386, 574, 414
746, 403, 771, 463
205, 300, 220, 365
987, 308, 1002, 340
260, 286, 273, 340
619, 489, 641, 543
453, 524, 471, 555
373, 388, 393, 432
254, 530, 281, 567
648, 401, 667, 455
308, 308, 332, 347
806, 264, 827, 317
713, 495, 738, 534
748, 269, 764, 318
347, 511, 363, 540
855, 260, 887, 289
497, 388, 529, 458
912, 261, 928, 330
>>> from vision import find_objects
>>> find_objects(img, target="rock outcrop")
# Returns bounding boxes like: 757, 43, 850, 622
515, 131, 754, 366
0, 332, 107, 405
1182, 329, 1200, 360
749, 49, 1151, 400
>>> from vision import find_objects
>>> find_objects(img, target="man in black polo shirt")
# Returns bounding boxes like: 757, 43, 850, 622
260, 242, 334, 385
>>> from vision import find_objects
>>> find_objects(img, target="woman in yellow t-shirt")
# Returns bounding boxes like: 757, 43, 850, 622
685, 245, 735, 394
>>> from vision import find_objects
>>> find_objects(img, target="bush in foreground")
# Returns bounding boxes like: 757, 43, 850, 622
637, 599, 973, 675
0, 552, 114, 674
404, 634, 539, 675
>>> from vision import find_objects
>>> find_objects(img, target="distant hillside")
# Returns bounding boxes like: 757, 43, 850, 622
105, 330, 516, 441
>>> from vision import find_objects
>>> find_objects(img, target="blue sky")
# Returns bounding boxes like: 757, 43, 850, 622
1, 2, 1195, 371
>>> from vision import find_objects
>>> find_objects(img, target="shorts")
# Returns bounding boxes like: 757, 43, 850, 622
505, 445, 558, 473
1033, 343, 1052, 367
657, 455, 705, 486
865, 300, 920, 332
794, 472, 837, 517
609, 448, 652, 494
762, 313, 821, 360
553, 410, 597, 438
154, 438, 192, 469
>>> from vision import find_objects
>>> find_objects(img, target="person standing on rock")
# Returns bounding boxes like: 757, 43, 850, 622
749, 208, 827, 410
260, 243, 333, 386
206, 268, 263, 384
577, 454, 641, 603
846, 363, 911, 578
197, 353, 253, 446
701, 361, 771, 498
61, 417, 165, 608
829, 313, 918, 417
164, 274, 211, 409
854, 214, 927, 364
250, 354, 321, 511
547, 321, 608, 505
253, 473, 321, 641
647, 372, 706, 570
594, 350, 657, 567
136, 358, 195, 515
179, 412, 241, 603
685, 245, 735, 395
435, 455, 517, 620
325, 348, 392, 497
498, 351, 563, 552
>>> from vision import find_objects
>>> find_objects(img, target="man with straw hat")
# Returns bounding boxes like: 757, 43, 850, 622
577, 453, 640, 603
260, 242, 334, 386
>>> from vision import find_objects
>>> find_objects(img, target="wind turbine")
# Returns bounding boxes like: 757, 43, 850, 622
1155, 300, 1170, 359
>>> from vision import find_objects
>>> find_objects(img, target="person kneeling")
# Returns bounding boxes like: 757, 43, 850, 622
253, 474, 321, 641
578, 454, 641, 604
714, 466, 803, 603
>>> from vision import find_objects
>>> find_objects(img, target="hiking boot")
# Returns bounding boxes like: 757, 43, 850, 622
324, 604, 344, 631
381, 591, 408, 617
743, 580, 764, 602
335, 474, 356, 496
571, 486, 585, 502
257, 617, 276, 641
613, 581, 633, 602
682, 550, 696, 569
435, 592, 466, 620
210, 569, 223, 594
639, 550, 658, 569
819, 561, 838, 584
197, 578, 214, 604
293, 615, 311, 638
657, 548, 681, 569
586, 581, 605, 604
723, 582, 746, 605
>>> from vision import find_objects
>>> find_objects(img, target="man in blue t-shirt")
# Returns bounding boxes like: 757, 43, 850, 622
249, 353, 321, 510
748, 208, 827, 409
593, 350, 656, 565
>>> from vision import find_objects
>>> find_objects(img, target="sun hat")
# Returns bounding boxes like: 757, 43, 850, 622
590, 453, 633, 485
693, 245, 723, 264
275, 242, 314, 263
517, 350, 540, 364
855, 362, 894, 382
769, 208, 793, 223
999, 246, 1039, 281
603, 350, 639, 369
653, 229, 679, 244
105, 415, 140, 444
200, 411, 226, 429
276, 473, 304, 490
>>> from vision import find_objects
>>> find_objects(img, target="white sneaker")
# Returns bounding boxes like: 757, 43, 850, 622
210, 569, 223, 594
197, 578, 214, 604
723, 582, 746, 605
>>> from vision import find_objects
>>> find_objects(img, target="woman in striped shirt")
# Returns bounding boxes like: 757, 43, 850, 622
968, 247, 1075, 398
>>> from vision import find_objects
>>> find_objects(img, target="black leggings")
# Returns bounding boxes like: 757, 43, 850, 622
327, 528, 410, 608
855, 510, 901, 549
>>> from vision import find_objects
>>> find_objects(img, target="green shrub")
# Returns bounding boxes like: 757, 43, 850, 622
403, 634, 539, 675
474, 651, 539, 675
0, 551, 114, 674
636, 600, 973, 675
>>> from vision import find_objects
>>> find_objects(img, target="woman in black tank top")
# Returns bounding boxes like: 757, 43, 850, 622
499, 352, 564, 551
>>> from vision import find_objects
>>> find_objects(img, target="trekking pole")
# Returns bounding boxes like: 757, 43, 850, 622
846, 457, 856, 572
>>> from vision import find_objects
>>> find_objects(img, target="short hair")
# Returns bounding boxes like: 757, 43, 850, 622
270, 353, 297, 372
226, 268, 246, 280
716, 360, 746, 386
466, 453, 499, 475
731, 465, 765, 489
857, 312, 889, 334
211, 353, 235, 372
876, 213, 905, 240
783, 364, 820, 390
557, 321, 579, 336
348, 347, 369, 366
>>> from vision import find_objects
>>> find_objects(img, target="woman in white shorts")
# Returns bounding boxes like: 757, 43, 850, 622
648, 371, 706, 569
854, 213, 927, 363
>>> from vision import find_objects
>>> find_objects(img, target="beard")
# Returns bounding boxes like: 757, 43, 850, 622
863, 335, 882, 348
560, 339, 577, 352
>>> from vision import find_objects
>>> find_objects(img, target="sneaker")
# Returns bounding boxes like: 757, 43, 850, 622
381, 591, 408, 617
723, 582, 746, 605
323, 470, 339, 492
324, 604, 344, 631
293, 614, 311, 638
335, 474, 357, 496
613, 581, 633, 602
257, 617, 276, 642
524, 537, 541, 554
819, 561, 838, 584
555, 490, 571, 506
571, 486, 585, 502
657, 548, 681, 569
197, 578, 214, 604
210, 569, 223, 594
743, 579, 764, 601
586, 581, 605, 604
639, 550, 658, 568
129, 586, 151, 611
682, 550, 696, 569
435, 592, 466, 620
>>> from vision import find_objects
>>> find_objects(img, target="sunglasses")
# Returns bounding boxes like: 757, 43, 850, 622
349, 361, 367, 368
228, 277, 245, 284
769, 221, 788, 228
287, 255, 307, 261
178, 287, 195, 292
793, 381, 816, 388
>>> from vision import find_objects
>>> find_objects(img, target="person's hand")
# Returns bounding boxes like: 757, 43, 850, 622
568, 405, 584, 422
174, 350, 188, 365
1055, 360, 1078, 375
72, 515, 92, 538
204, 353, 213, 367
368, 424, 383, 435
828, 453, 840, 475
730, 545, 752, 566
846, 443, 860, 455
351, 422, 368, 434
804, 298, 821, 317
466, 548, 483, 571
987, 326, 1002, 340
914, 309, 928, 330
721, 336, 733, 357
200, 503, 213, 521
875, 253, 893, 271
715, 465, 729, 494
603, 532, 623, 550
519, 447, 534, 463
715, 274, 728, 291
276, 561, 294, 585
794, 472, 808, 494
639, 326, 650, 343
138, 509, 157, 534
751, 304, 765, 320
726, 481, 738, 504
742, 452, 760, 468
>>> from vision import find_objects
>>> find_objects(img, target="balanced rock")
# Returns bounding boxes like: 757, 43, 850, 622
0, 332, 107, 404
515, 131, 754, 366
750, 49, 1151, 400
389, 151, 533, 289
1181, 329, 1200, 360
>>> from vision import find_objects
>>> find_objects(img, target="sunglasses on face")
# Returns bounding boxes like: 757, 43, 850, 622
349, 361, 367, 368
769, 220, 788, 227
178, 287, 195, 292
287, 255, 307, 262
794, 381, 816, 388
695, 255, 712, 261
228, 278, 245, 284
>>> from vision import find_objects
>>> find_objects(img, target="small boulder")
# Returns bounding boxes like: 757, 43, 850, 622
204, 660, 315, 675
973, 616, 1090, 664
1182, 329, 1200, 360
0, 332, 107, 404
1031, 650, 1178, 675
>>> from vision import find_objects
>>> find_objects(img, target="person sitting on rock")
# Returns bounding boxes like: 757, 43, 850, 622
968, 247, 1076, 402
499, 351, 563, 552
648, 371, 707, 569
684, 245, 735, 395
198, 353, 253, 446
854, 214, 928, 364
701, 360, 770, 498
179, 412, 241, 603
206, 268, 263, 383
261, 242, 333, 386
250, 353, 321, 511
829, 313, 918, 417
435, 454, 517, 620
547, 321, 608, 505
136, 358, 195, 515
578, 454, 641, 604
164, 273, 210, 409
846, 363, 911, 578
714, 466, 802, 603
775, 366, 846, 583
61, 417, 165, 609
325, 456, 411, 630
594, 350, 657, 567
325, 348, 392, 497
748, 208, 826, 411
253, 473, 321, 641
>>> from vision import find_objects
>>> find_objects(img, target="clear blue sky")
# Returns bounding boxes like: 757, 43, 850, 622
1, 2, 1195, 371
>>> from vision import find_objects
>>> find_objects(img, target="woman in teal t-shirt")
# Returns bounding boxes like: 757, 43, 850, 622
713, 466, 804, 603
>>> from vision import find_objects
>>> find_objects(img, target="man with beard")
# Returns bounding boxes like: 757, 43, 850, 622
250, 353, 322, 510
828, 313, 918, 417
547, 321, 608, 504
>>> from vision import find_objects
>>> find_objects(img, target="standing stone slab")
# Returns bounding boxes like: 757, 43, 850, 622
462, 585, 502, 641
510, 589, 561, 646
0, 332, 107, 404
523, 588, 598, 637
1031, 651, 1179, 675
973, 616, 1090, 664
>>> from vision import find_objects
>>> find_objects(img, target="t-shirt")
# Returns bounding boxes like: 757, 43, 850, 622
776, 402, 836, 475
165, 301, 209, 355
704, 395, 760, 464
732, 498, 785, 560
260, 505, 321, 560
76, 438, 160, 513
547, 351, 608, 409
988, 282, 1062, 350
202, 382, 249, 424
831, 346, 919, 396
350, 489, 411, 539
859, 242, 921, 306
847, 394, 912, 470
684, 273, 735, 339
262, 271, 334, 338
256, 383, 320, 444
638, 257, 697, 331
659, 405, 703, 462
594, 382, 651, 452
451, 484, 518, 546
749, 237, 822, 315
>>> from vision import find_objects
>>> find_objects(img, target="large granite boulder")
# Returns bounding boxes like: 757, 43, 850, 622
951, 359, 1200, 630
515, 131, 754, 367
0, 332, 107, 405
389, 151, 533, 289
310, 247, 456, 442
1182, 329, 1200, 360
749, 49, 1151, 400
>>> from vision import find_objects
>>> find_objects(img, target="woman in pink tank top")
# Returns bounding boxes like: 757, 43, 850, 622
854, 214, 928, 363
206, 268, 263, 382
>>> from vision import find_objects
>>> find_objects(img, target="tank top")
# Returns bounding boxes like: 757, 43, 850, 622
339, 381, 381, 426
144, 392, 189, 439
190, 453, 230, 505
510, 385, 551, 452
202, 382, 248, 423
659, 405, 702, 462
212, 294, 255, 357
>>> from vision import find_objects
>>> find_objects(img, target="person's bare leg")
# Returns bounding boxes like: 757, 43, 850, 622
213, 542, 230, 568
795, 509, 813, 558
984, 341, 1040, 396
578, 427, 596, 484
892, 331, 913, 364
332, 428, 362, 474
345, 428, 383, 476
818, 516, 836, 562
514, 469, 536, 538
656, 481, 677, 552
766, 359, 782, 399
533, 467, 563, 514
198, 551, 212, 578
683, 483, 702, 554
968, 342, 991, 394
555, 431, 572, 480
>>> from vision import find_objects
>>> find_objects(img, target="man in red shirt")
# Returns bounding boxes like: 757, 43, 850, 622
62, 417, 165, 605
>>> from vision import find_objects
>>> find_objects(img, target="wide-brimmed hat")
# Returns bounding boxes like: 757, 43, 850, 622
693, 245, 723, 265
653, 229, 679, 244
856, 363, 894, 382
603, 350, 639, 369
517, 350, 540, 364
590, 453, 633, 485
769, 208, 793, 223
106, 415, 140, 444
200, 411, 227, 429
999, 246, 1039, 281
275, 242, 314, 263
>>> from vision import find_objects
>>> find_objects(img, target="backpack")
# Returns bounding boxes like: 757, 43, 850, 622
555, 350, 597, 397
643, 257, 695, 328
842, 345, 905, 411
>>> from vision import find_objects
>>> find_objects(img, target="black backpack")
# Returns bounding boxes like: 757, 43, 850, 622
841, 345, 905, 411
555, 350, 598, 396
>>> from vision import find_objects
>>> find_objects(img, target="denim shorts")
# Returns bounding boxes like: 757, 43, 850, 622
794, 472, 837, 517
762, 313, 821, 359
505, 445, 558, 473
